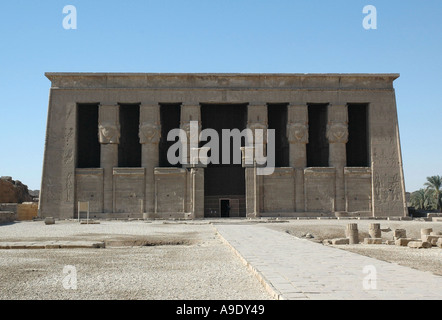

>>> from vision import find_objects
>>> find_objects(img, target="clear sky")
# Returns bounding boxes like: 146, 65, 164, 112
0, 0, 441, 191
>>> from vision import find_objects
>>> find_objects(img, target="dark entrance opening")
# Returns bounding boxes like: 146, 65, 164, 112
201, 104, 247, 217
307, 103, 329, 167
268, 103, 289, 167
159, 103, 181, 167
347, 103, 369, 167
220, 199, 231, 217
118, 104, 141, 167
77, 103, 100, 168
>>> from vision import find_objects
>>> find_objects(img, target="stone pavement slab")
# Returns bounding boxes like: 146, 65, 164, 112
215, 224, 442, 300
0, 241, 105, 249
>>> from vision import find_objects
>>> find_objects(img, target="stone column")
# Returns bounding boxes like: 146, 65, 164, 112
190, 168, 204, 218
327, 104, 348, 213
346, 223, 359, 244
246, 103, 268, 217
180, 104, 201, 167
98, 103, 120, 213
287, 104, 308, 212
139, 103, 161, 219
369, 223, 382, 238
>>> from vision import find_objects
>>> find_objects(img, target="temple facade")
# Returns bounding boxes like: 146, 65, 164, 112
39, 73, 407, 219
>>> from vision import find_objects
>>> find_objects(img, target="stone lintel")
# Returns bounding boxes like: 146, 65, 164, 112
45, 73, 400, 90
304, 168, 337, 177
113, 168, 145, 176
154, 168, 187, 176
75, 168, 104, 176
344, 167, 372, 176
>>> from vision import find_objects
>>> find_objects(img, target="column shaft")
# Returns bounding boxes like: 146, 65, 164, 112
139, 104, 161, 218
327, 104, 348, 212
98, 104, 120, 213
287, 104, 308, 212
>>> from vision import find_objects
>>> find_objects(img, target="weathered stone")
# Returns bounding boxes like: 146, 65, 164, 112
437, 238, 442, 248
395, 238, 415, 246
369, 224, 381, 239
346, 223, 359, 244
40, 73, 407, 219
364, 238, 382, 245
421, 228, 433, 237
393, 229, 407, 240
430, 231, 442, 236
44, 217, 55, 225
332, 238, 349, 245
423, 235, 442, 246
0, 211, 17, 224
322, 239, 332, 245
385, 240, 395, 245
408, 241, 432, 249
0, 177, 33, 203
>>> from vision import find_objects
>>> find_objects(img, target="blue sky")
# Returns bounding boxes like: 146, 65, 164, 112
0, 0, 441, 191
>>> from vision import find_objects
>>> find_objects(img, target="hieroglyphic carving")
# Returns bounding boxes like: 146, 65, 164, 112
66, 172, 73, 201
139, 123, 161, 144
326, 123, 348, 144
287, 123, 309, 144
373, 172, 401, 203
45, 176, 61, 201
98, 122, 120, 144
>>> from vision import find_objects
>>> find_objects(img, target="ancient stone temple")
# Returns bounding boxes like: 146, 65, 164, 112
39, 73, 407, 219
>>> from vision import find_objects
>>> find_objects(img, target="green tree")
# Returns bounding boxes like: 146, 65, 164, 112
410, 189, 433, 210
424, 175, 442, 212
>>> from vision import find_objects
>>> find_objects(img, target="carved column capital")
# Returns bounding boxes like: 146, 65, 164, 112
326, 122, 348, 144
98, 122, 120, 144
287, 122, 309, 144
139, 122, 161, 144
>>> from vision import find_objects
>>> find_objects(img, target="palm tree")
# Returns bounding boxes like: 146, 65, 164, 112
424, 175, 442, 212
410, 189, 433, 210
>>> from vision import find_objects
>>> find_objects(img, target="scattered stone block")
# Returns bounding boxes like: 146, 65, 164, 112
408, 241, 432, 249
369, 223, 381, 238
385, 240, 395, 245
430, 231, 442, 236
44, 217, 55, 225
395, 238, 415, 246
332, 238, 349, 245
437, 238, 442, 248
80, 220, 100, 225
421, 228, 433, 236
364, 238, 382, 245
322, 239, 332, 245
393, 229, 407, 240
424, 235, 442, 246
346, 223, 359, 244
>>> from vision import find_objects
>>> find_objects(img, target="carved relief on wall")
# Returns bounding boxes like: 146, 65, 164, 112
326, 123, 348, 144
98, 122, 120, 144
287, 123, 309, 144
139, 122, 161, 144
373, 172, 401, 204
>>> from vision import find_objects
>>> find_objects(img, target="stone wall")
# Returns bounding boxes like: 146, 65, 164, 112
0, 211, 17, 224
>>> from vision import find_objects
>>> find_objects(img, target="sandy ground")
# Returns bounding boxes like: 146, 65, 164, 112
0, 221, 271, 300
0, 219, 441, 300
264, 219, 442, 276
